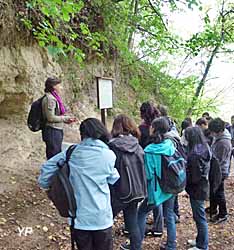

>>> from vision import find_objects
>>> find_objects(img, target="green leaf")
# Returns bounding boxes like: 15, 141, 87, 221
80, 23, 90, 35
39, 40, 45, 47
62, 11, 70, 22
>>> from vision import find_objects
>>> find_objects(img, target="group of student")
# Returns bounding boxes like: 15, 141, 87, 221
37, 77, 232, 250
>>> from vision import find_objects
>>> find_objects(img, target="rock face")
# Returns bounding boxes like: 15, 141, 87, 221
0, 46, 62, 119
0, 1, 120, 164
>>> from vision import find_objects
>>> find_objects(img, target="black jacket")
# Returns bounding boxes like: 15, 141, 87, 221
109, 135, 147, 204
139, 123, 150, 149
185, 144, 211, 200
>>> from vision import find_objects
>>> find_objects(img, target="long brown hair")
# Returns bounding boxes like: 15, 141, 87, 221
111, 114, 141, 139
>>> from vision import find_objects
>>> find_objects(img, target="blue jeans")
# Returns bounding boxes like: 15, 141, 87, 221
152, 204, 163, 232
138, 199, 163, 243
163, 196, 176, 250
190, 199, 209, 250
123, 202, 142, 250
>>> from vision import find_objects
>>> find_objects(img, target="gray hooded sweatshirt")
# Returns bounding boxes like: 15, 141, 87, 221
212, 131, 232, 178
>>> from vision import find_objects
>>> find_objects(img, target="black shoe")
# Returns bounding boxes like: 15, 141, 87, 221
210, 214, 228, 224
145, 228, 163, 237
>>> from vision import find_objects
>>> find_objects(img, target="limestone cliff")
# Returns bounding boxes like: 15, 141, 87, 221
0, 0, 121, 165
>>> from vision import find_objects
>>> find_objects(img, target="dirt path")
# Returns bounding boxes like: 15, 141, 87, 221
0, 136, 234, 250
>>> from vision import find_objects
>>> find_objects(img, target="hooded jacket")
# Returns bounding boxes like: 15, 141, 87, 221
212, 132, 232, 178
186, 144, 211, 200
38, 138, 119, 230
144, 139, 175, 206
109, 135, 147, 204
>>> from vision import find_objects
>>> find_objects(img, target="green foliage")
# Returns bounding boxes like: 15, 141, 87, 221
20, 0, 108, 61
17, 0, 229, 120
116, 60, 202, 124
185, 4, 234, 56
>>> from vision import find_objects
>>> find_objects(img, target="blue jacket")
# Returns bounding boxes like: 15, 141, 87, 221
144, 139, 175, 206
38, 138, 120, 230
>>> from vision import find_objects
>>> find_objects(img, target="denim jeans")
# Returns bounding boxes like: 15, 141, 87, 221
163, 196, 176, 250
138, 199, 163, 243
152, 204, 163, 232
123, 202, 142, 250
190, 199, 209, 250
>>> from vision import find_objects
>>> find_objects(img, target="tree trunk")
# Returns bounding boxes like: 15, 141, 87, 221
186, 0, 226, 116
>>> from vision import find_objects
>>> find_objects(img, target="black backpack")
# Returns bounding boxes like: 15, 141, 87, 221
47, 145, 78, 250
47, 145, 77, 218
27, 95, 45, 132
158, 150, 186, 194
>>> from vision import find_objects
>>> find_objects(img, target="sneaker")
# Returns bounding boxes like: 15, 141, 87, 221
120, 240, 130, 250
144, 227, 152, 236
210, 214, 228, 224
151, 231, 163, 237
122, 228, 129, 236
188, 247, 203, 250
187, 239, 196, 247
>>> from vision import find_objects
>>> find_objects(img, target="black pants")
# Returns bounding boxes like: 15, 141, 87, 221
71, 227, 113, 250
42, 126, 63, 159
210, 179, 227, 217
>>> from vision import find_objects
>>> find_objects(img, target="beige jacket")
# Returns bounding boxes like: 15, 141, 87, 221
42, 93, 69, 130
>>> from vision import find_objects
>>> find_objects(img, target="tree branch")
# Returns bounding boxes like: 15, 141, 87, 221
187, 0, 227, 115
148, 0, 168, 31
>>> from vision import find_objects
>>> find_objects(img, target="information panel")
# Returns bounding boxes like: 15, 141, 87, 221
97, 77, 113, 109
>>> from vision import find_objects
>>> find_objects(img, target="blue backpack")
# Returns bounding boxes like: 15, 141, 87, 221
158, 150, 186, 194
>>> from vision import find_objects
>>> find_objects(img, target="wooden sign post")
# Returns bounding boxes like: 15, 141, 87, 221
97, 77, 113, 126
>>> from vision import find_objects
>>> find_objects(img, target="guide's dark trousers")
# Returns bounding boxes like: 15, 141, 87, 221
42, 126, 63, 159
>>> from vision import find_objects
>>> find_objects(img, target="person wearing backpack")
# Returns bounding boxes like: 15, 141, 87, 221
38, 118, 120, 250
42, 77, 76, 159
109, 114, 147, 250
138, 117, 177, 250
184, 127, 211, 250
138, 102, 164, 237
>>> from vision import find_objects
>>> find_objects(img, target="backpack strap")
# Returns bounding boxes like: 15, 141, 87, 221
70, 222, 76, 250
65, 144, 77, 250
66, 144, 76, 162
